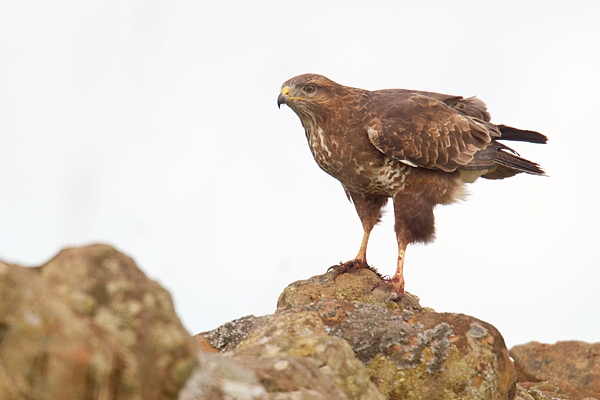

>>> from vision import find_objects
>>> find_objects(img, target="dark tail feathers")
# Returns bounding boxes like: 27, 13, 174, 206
497, 125, 548, 144
495, 149, 546, 176
482, 136, 546, 179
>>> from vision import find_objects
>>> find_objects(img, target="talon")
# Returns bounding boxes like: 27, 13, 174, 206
328, 259, 362, 280
328, 259, 387, 282
327, 262, 344, 273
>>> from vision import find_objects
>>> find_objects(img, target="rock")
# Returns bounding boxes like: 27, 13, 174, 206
178, 352, 270, 400
510, 341, 600, 398
276, 268, 424, 311
514, 381, 599, 400
232, 310, 384, 400
187, 311, 384, 399
197, 270, 516, 399
0, 244, 197, 400
312, 302, 514, 399
202, 314, 274, 352
13, 246, 600, 399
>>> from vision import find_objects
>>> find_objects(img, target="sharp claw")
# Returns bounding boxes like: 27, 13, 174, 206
328, 259, 388, 284
328, 260, 360, 280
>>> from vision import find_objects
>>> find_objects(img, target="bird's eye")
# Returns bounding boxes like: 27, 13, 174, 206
303, 84, 316, 94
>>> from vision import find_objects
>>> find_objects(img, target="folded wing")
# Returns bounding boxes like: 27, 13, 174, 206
365, 92, 546, 177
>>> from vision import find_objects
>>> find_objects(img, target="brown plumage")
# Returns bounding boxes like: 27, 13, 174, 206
277, 73, 546, 299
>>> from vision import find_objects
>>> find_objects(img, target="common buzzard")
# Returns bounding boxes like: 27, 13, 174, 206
277, 74, 546, 299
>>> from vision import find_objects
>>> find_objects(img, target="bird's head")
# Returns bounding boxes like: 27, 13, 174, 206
277, 74, 342, 119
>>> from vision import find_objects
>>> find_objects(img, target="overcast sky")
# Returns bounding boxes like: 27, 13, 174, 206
1, 1, 598, 348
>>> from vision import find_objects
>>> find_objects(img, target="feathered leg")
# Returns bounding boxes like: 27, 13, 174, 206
384, 193, 436, 299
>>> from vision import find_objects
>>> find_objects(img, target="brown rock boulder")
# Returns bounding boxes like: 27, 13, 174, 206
231, 310, 384, 399
510, 341, 600, 398
515, 381, 599, 400
306, 302, 514, 399
276, 268, 424, 311
197, 270, 516, 399
178, 352, 270, 400
0, 244, 197, 400
187, 311, 383, 399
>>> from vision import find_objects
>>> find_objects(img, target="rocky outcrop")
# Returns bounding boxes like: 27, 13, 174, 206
3, 245, 598, 399
190, 268, 600, 400
514, 381, 599, 400
193, 269, 516, 399
511, 341, 600, 400
276, 267, 423, 311
178, 352, 271, 400
0, 244, 197, 400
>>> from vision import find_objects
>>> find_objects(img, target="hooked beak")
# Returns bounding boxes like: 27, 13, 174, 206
277, 86, 291, 109
277, 93, 286, 109
277, 86, 306, 108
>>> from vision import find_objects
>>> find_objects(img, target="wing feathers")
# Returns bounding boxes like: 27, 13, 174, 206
365, 91, 545, 176
367, 94, 493, 172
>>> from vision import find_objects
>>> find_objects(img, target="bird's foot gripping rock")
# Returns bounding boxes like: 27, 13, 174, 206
328, 259, 385, 281
371, 277, 405, 302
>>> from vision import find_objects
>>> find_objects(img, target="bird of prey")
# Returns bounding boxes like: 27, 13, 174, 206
277, 74, 546, 300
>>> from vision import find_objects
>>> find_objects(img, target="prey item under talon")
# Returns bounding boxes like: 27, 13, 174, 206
278, 74, 547, 300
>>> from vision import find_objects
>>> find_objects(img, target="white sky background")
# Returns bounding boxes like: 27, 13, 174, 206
1, 1, 598, 348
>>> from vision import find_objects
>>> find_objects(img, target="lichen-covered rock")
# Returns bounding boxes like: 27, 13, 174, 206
178, 352, 270, 400
510, 341, 600, 398
0, 262, 101, 400
276, 269, 424, 311
192, 311, 384, 399
198, 300, 515, 399
292, 301, 515, 400
201, 314, 273, 352
180, 350, 367, 400
274, 270, 515, 399
0, 244, 197, 400
233, 311, 385, 399
514, 381, 599, 400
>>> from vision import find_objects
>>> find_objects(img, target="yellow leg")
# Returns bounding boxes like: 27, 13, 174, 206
328, 229, 374, 277
390, 243, 407, 300
328, 191, 386, 278
355, 230, 370, 262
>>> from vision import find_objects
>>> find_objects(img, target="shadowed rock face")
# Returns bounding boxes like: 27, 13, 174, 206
0, 244, 197, 400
